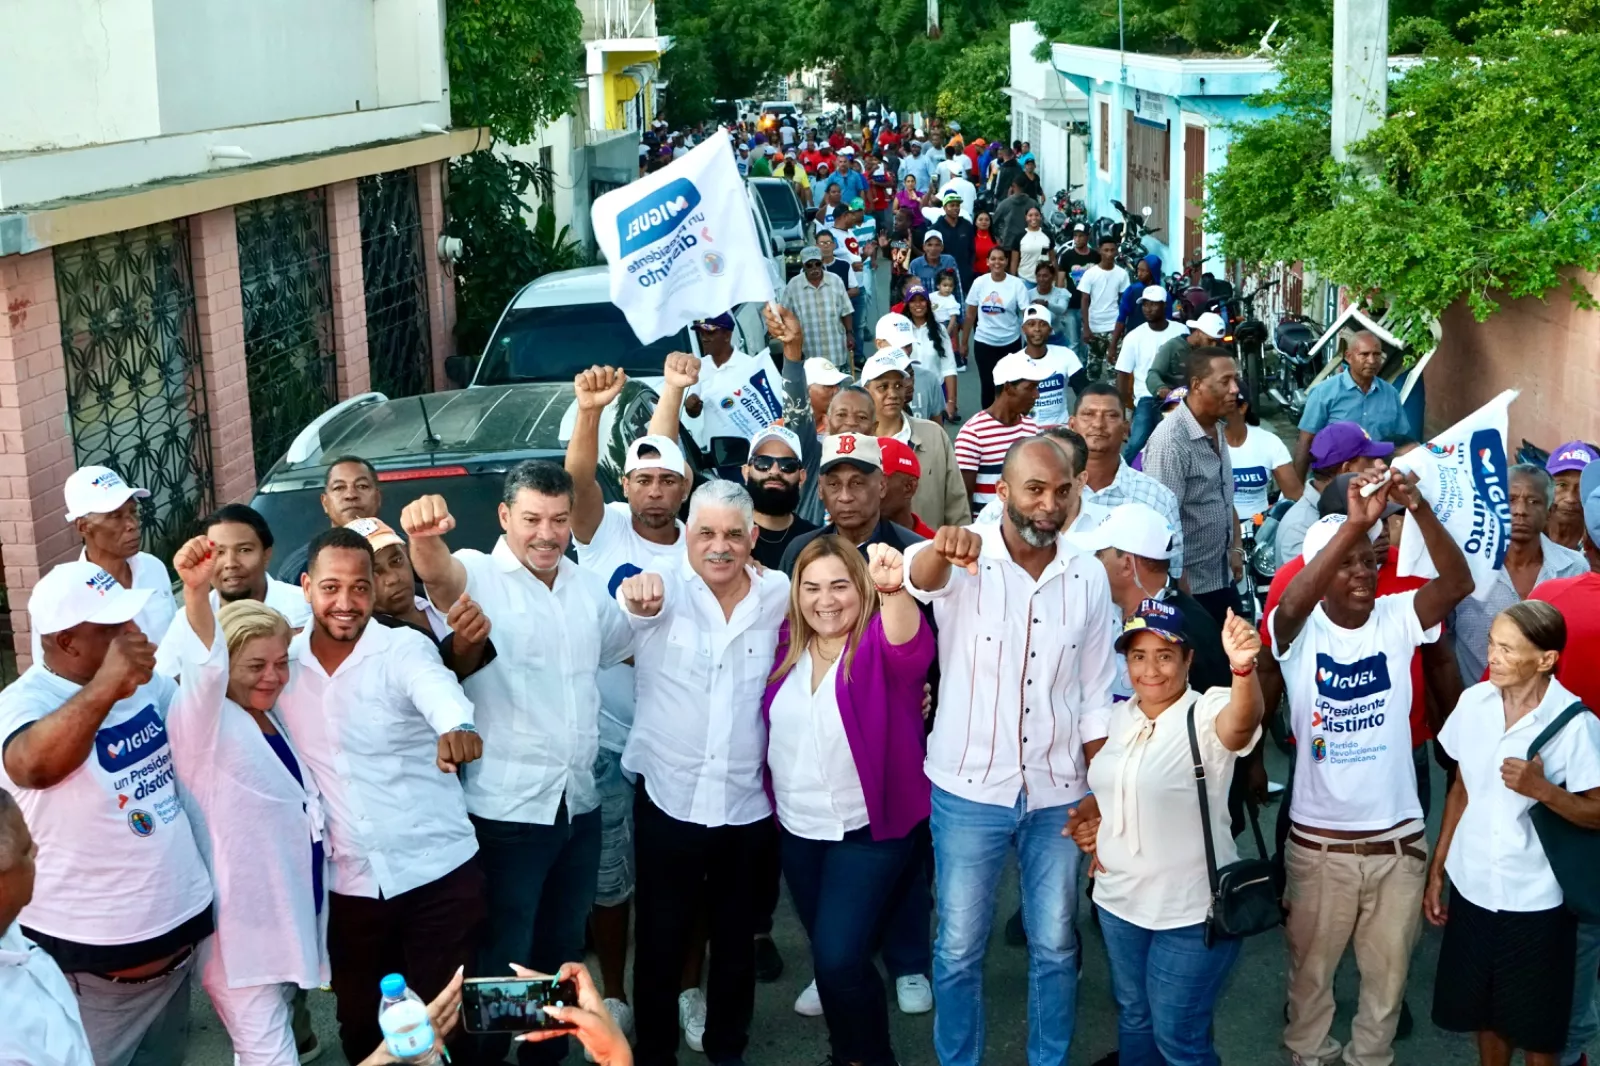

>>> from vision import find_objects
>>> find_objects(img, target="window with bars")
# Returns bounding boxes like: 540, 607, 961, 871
1098, 101, 1110, 172
358, 168, 433, 399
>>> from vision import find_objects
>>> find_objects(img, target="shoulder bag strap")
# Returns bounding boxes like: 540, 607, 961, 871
1186, 701, 1222, 893
1527, 701, 1592, 760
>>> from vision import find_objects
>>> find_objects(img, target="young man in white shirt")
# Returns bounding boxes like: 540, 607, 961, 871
402, 459, 634, 1064
678, 313, 785, 457
0, 560, 213, 1066
616, 480, 791, 1066
276, 527, 484, 1063
1077, 236, 1130, 374
1018, 305, 1084, 428
1114, 285, 1189, 460
1269, 472, 1474, 1066
904, 436, 1119, 1066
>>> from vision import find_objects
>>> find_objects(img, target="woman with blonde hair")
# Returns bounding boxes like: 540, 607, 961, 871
759, 535, 933, 1066
163, 536, 327, 1065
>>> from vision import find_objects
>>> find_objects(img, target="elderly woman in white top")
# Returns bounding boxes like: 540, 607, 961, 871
162, 537, 327, 1066
1426, 600, 1600, 1066
1068, 600, 1265, 1066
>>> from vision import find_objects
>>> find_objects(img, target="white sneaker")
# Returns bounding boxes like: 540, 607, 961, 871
678, 987, 707, 1053
793, 978, 824, 1017
588, 999, 634, 1061
896, 973, 933, 1014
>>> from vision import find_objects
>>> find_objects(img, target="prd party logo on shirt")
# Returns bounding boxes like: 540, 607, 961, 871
1310, 652, 1393, 756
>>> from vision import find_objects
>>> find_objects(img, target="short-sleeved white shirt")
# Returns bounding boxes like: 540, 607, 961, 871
575, 502, 686, 753
1078, 265, 1130, 333
1087, 687, 1261, 929
1227, 425, 1294, 520
686, 350, 787, 446
1271, 591, 1438, 831
1114, 321, 1189, 401
1438, 677, 1600, 912
965, 274, 1029, 347
1024, 346, 1082, 428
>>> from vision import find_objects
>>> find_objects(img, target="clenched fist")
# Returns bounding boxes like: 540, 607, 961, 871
436, 728, 483, 773
94, 631, 157, 701
575, 366, 628, 411
173, 535, 215, 591
618, 572, 665, 617
1220, 608, 1262, 672
401, 495, 455, 538
445, 593, 491, 647
866, 542, 904, 590
662, 353, 701, 391
929, 526, 983, 575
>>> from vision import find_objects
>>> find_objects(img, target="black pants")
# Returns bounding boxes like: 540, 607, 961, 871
327, 857, 486, 1064
973, 338, 1023, 408
1191, 584, 1244, 627
633, 783, 771, 1066
754, 817, 781, 937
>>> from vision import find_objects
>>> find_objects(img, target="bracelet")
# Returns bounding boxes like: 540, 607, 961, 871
875, 584, 905, 596
1230, 663, 1256, 678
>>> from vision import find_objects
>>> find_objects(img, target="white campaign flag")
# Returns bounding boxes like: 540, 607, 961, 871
591, 135, 775, 344
1390, 390, 1517, 600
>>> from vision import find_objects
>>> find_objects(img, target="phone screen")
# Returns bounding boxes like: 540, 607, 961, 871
461, 977, 579, 1034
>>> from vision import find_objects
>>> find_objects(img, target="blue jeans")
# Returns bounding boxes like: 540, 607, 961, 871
472, 807, 602, 1065
1565, 920, 1600, 1065
1124, 396, 1161, 461
930, 786, 1082, 1066
852, 293, 869, 356
783, 827, 915, 1066
1059, 306, 1083, 353
879, 820, 933, 979
1099, 910, 1240, 1066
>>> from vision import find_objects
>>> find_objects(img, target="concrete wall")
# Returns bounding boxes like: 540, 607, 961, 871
1422, 271, 1600, 451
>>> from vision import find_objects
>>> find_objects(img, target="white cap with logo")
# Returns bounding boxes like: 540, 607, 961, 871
819, 433, 883, 473
860, 351, 911, 383
1191, 311, 1227, 340
750, 425, 804, 457
625, 434, 688, 476
1140, 285, 1169, 304
1302, 513, 1380, 563
804, 357, 851, 388
64, 465, 150, 522
992, 351, 1053, 387
1021, 304, 1052, 326
1067, 502, 1176, 560
29, 560, 153, 637
874, 313, 915, 351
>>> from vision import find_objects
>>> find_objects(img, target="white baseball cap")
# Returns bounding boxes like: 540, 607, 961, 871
1022, 305, 1053, 326
819, 433, 883, 473
1301, 513, 1380, 563
750, 425, 803, 458
1191, 311, 1227, 339
29, 560, 153, 637
625, 434, 688, 476
804, 357, 851, 387
1067, 502, 1176, 560
874, 313, 915, 350
64, 465, 150, 522
992, 351, 1053, 387
861, 351, 910, 383
346, 516, 404, 553
1140, 285, 1169, 304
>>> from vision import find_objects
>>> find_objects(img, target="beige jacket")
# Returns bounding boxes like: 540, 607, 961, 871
903, 417, 970, 528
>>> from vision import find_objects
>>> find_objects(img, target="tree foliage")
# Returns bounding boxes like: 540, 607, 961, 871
657, 0, 792, 123
1206, 0, 1600, 343
445, 0, 584, 144
935, 33, 1013, 136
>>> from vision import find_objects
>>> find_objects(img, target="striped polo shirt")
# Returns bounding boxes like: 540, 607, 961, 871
953, 411, 1038, 515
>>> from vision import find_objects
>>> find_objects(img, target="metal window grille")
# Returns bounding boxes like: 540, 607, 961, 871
55, 221, 215, 570
1125, 113, 1171, 233
358, 169, 433, 399
0, 546, 14, 687
236, 189, 338, 477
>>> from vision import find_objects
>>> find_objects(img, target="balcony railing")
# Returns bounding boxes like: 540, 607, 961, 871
581, 0, 656, 41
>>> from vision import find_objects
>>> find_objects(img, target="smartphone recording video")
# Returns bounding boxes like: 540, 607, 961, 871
461, 976, 580, 1034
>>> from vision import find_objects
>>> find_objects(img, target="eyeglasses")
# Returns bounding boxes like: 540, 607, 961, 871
750, 455, 803, 474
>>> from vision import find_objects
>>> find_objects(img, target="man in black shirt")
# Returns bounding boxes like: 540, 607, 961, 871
745, 426, 819, 569
779, 433, 924, 573
928, 192, 978, 295
1057, 224, 1099, 353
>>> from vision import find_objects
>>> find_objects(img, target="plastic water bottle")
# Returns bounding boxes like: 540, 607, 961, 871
378, 973, 441, 1064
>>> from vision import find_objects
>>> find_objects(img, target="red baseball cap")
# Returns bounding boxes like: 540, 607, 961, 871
878, 437, 921, 478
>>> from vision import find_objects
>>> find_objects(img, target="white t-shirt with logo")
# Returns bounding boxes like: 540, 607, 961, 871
0, 669, 213, 945
1024, 346, 1082, 428
575, 502, 687, 753
965, 274, 1029, 347
1079, 264, 1131, 334
1228, 425, 1293, 519
1270, 591, 1438, 831
686, 350, 786, 445
1115, 321, 1189, 401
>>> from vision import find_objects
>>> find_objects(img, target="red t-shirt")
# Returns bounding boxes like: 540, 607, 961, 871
877, 130, 901, 151
1261, 555, 1433, 745
828, 130, 847, 150
1530, 572, 1600, 711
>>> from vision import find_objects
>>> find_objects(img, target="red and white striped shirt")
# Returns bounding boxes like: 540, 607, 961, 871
953, 411, 1038, 515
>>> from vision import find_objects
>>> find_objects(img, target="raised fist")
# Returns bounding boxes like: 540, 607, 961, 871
173, 535, 215, 591
662, 353, 701, 391
866, 542, 904, 589
400, 495, 455, 538
574, 366, 628, 411
762, 302, 804, 349
618, 572, 665, 617
445, 593, 491, 646
95, 631, 157, 701
1220, 608, 1262, 671
929, 526, 983, 575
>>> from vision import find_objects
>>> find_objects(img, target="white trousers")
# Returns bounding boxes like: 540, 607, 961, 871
199, 939, 298, 1066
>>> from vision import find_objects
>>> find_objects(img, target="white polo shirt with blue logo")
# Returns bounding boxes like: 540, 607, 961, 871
1227, 424, 1293, 520
1270, 590, 1439, 831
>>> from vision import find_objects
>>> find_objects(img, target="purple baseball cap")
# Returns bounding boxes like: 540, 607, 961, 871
1310, 421, 1394, 469
1547, 440, 1600, 475
694, 313, 736, 332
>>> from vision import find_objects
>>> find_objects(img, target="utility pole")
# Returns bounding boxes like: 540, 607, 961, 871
1331, 0, 1389, 166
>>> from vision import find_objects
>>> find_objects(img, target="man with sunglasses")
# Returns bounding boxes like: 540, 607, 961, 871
744, 426, 817, 570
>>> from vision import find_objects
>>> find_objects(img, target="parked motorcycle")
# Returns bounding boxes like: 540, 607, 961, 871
1266, 311, 1323, 422
1109, 199, 1157, 272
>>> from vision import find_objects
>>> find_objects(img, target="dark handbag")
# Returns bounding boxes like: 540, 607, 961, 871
1186, 704, 1282, 947
1526, 700, 1600, 923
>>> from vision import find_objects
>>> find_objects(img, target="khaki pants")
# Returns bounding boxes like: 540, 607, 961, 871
1282, 822, 1427, 1066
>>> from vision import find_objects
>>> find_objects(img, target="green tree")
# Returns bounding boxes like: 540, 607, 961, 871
658, 0, 792, 122
934, 32, 1012, 136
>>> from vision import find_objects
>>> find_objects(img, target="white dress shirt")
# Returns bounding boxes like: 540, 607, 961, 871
767, 650, 870, 840
620, 558, 790, 827
0, 922, 93, 1066
905, 522, 1119, 810
1438, 677, 1600, 913
164, 615, 329, 989
457, 540, 633, 824
275, 621, 477, 898
31, 550, 177, 665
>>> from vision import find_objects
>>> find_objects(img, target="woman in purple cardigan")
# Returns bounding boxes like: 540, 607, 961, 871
760, 534, 934, 1066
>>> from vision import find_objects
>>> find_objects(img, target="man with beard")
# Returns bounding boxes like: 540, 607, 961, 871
275, 527, 484, 1062
400, 461, 634, 1066
905, 435, 1118, 1066
745, 427, 818, 569
199, 505, 310, 626
1545, 441, 1598, 553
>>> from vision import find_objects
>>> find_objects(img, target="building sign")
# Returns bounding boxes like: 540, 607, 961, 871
1131, 89, 1169, 129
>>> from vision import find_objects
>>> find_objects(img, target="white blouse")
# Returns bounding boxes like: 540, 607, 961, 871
767, 649, 870, 841
1086, 687, 1260, 930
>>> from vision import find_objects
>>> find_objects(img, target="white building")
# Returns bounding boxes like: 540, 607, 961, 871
1004, 22, 1089, 206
